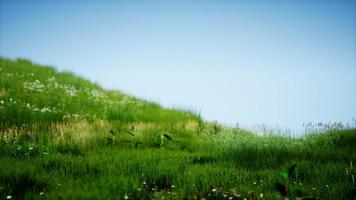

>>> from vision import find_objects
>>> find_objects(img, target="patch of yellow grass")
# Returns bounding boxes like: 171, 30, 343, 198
0, 88, 6, 97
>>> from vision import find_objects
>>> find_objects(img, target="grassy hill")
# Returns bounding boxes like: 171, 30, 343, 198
0, 57, 200, 126
0, 57, 355, 200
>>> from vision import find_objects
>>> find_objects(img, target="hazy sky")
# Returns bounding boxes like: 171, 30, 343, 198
1, 0, 355, 130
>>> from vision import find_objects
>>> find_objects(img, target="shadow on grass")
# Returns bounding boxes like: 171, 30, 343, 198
0, 172, 47, 199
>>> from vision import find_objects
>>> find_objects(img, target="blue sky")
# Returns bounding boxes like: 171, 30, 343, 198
1, 0, 355, 130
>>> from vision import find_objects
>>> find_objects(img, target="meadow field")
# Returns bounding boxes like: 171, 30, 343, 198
0, 58, 355, 200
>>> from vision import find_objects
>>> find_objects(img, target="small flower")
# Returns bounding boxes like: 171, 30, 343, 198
212, 188, 217, 192
124, 194, 128, 199
40, 192, 44, 195
6, 195, 12, 199
40, 107, 52, 113
0, 100, 4, 104
260, 193, 264, 198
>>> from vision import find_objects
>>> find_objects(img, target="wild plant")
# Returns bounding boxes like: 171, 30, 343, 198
275, 164, 315, 200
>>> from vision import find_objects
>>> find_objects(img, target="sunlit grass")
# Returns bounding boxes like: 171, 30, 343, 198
0, 57, 355, 199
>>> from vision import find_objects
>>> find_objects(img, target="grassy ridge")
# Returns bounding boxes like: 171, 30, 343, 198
0, 57, 200, 127
0, 57, 355, 200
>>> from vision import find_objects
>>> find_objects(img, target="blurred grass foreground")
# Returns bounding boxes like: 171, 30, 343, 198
0, 57, 355, 199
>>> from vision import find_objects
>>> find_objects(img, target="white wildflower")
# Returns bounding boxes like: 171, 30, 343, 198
40, 107, 51, 113
23, 80, 45, 92
54, 82, 60, 88
90, 90, 103, 99
66, 90, 76, 97
63, 85, 77, 96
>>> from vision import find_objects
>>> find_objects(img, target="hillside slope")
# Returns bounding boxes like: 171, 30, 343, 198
0, 57, 201, 128
0, 57, 355, 200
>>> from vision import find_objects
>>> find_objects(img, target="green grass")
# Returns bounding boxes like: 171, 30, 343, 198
0, 57, 199, 127
0, 57, 355, 199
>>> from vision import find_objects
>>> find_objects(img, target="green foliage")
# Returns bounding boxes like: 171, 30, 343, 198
0, 57, 200, 128
280, 164, 297, 178
0, 128, 354, 199
0, 57, 355, 199
0, 170, 48, 199
275, 164, 315, 199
